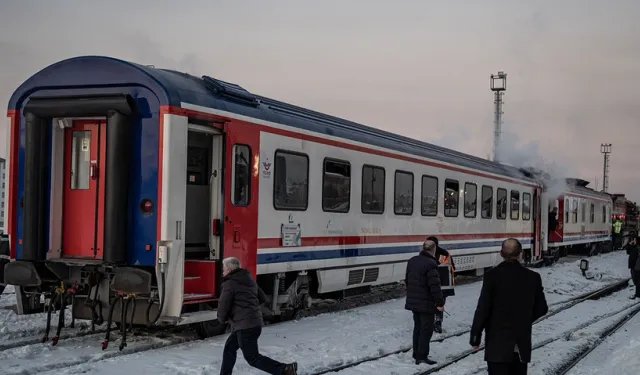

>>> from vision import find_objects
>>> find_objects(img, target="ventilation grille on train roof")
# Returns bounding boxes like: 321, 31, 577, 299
201, 75, 259, 107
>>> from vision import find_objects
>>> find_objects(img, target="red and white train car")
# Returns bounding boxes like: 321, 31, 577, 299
2, 56, 611, 341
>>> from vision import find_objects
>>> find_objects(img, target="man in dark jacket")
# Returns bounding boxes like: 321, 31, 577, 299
405, 240, 445, 365
470, 238, 548, 375
217, 257, 298, 375
426, 236, 455, 333
625, 236, 640, 298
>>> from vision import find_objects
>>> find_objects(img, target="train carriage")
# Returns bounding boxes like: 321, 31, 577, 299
2, 56, 612, 346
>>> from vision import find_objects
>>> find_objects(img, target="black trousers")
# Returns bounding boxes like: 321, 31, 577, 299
487, 353, 527, 375
435, 297, 447, 323
632, 270, 640, 297
220, 326, 285, 375
412, 312, 435, 360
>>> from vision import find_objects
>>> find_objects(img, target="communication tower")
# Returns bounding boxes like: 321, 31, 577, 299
600, 143, 612, 193
490, 71, 507, 162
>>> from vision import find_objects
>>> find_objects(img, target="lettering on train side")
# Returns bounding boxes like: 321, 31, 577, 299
360, 227, 382, 234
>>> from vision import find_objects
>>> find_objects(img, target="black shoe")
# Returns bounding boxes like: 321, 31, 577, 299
434, 324, 442, 334
283, 362, 298, 375
416, 358, 437, 365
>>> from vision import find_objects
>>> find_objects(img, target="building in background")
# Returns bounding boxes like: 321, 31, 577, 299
0, 157, 5, 233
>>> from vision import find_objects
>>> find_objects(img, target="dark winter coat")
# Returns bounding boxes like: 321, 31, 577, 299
435, 246, 456, 297
0, 234, 9, 287
626, 243, 639, 270
470, 260, 548, 363
405, 251, 445, 314
217, 268, 268, 331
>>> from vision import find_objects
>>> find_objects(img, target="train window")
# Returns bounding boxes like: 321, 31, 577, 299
464, 183, 477, 218
231, 144, 251, 206
602, 205, 607, 223
581, 202, 586, 223
323, 158, 351, 213
421, 175, 438, 216
481, 185, 493, 219
362, 165, 385, 214
70, 130, 91, 190
394, 171, 414, 215
572, 199, 578, 223
522, 193, 531, 220
273, 150, 309, 211
590, 203, 595, 223
444, 179, 459, 217
496, 188, 507, 220
510, 190, 520, 220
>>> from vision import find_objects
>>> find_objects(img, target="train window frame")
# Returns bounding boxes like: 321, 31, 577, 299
496, 188, 507, 220
522, 192, 531, 221
394, 170, 414, 216
272, 149, 310, 211
322, 158, 351, 213
231, 143, 251, 206
481, 185, 493, 219
572, 199, 578, 223
421, 175, 438, 217
510, 190, 520, 220
581, 201, 587, 223
590, 203, 595, 223
361, 164, 386, 215
444, 179, 459, 217
464, 182, 477, 218
602, 205, 607, 223
565, 198, 570, 223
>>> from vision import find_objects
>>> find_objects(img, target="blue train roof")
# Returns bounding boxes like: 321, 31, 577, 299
9, 55, 536, 181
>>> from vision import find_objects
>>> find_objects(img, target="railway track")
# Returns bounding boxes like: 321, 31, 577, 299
306, 278, 631, 375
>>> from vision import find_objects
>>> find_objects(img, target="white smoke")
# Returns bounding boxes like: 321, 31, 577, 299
496, 129, 570, 199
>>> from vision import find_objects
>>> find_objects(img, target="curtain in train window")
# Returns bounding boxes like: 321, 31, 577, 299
522, 193, 531, 220
497, 188, 507, 220
464, 183, 477, 218
481, 185, 493, 219
362, 165, 385, 214
323, 159, 351, 213
444, 179, 459, 217
572, 199, 578, 223
421, 175, 438, 216
394, 171, 414, 215
590, 203, 595, 223
273, 150, 309, 210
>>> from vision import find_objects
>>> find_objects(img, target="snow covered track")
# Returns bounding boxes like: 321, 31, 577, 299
306, 278, 631, 375
554, 304, 640, 375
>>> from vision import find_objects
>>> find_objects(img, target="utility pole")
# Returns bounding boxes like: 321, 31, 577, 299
600, 143, 612, 193
490, 71, 507, 162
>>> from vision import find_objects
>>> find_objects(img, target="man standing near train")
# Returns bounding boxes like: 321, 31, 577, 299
426, 236, 455, 333
405, 240, 444, 365
469, 238, 548, 375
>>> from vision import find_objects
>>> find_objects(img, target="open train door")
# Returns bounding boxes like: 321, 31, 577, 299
533, 187, 543, 262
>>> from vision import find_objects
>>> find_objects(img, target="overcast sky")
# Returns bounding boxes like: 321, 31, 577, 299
1, 0, 638, 201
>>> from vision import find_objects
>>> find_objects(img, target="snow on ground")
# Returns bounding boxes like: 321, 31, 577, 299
0, 251, 632, 375
565, 307, 640, 375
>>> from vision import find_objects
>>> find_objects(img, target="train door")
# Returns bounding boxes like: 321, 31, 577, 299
62, 120, 106, 258
533, 187, 542, 259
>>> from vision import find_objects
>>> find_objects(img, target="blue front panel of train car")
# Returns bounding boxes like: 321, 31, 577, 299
126, 92, 160, 267
14, 87, 159, 266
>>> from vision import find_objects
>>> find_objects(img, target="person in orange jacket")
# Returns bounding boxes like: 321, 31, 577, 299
426, 236, 455, 334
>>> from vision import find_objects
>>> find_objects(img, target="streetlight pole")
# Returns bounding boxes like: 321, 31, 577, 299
600, 143, 612, 193
490, 71, 507, 162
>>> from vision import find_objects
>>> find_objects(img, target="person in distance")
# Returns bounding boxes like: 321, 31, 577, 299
217, 257, 298, 375
470, 238, 548, 375
405, 240, 445, 366
624, 235, 640, 299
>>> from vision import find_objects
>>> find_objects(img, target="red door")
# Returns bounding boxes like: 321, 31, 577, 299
62, 120, 106, 259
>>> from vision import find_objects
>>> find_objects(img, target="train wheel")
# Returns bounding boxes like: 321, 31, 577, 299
195, 319, 227, 339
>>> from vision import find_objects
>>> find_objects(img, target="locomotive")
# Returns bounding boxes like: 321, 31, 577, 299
2, 56, 614, 349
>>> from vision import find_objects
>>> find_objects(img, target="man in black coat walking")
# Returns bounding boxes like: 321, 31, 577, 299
426, 236, 455, 333
470, 238, 548, 375
405, 240, 445, 365
217, 257, 298, 375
